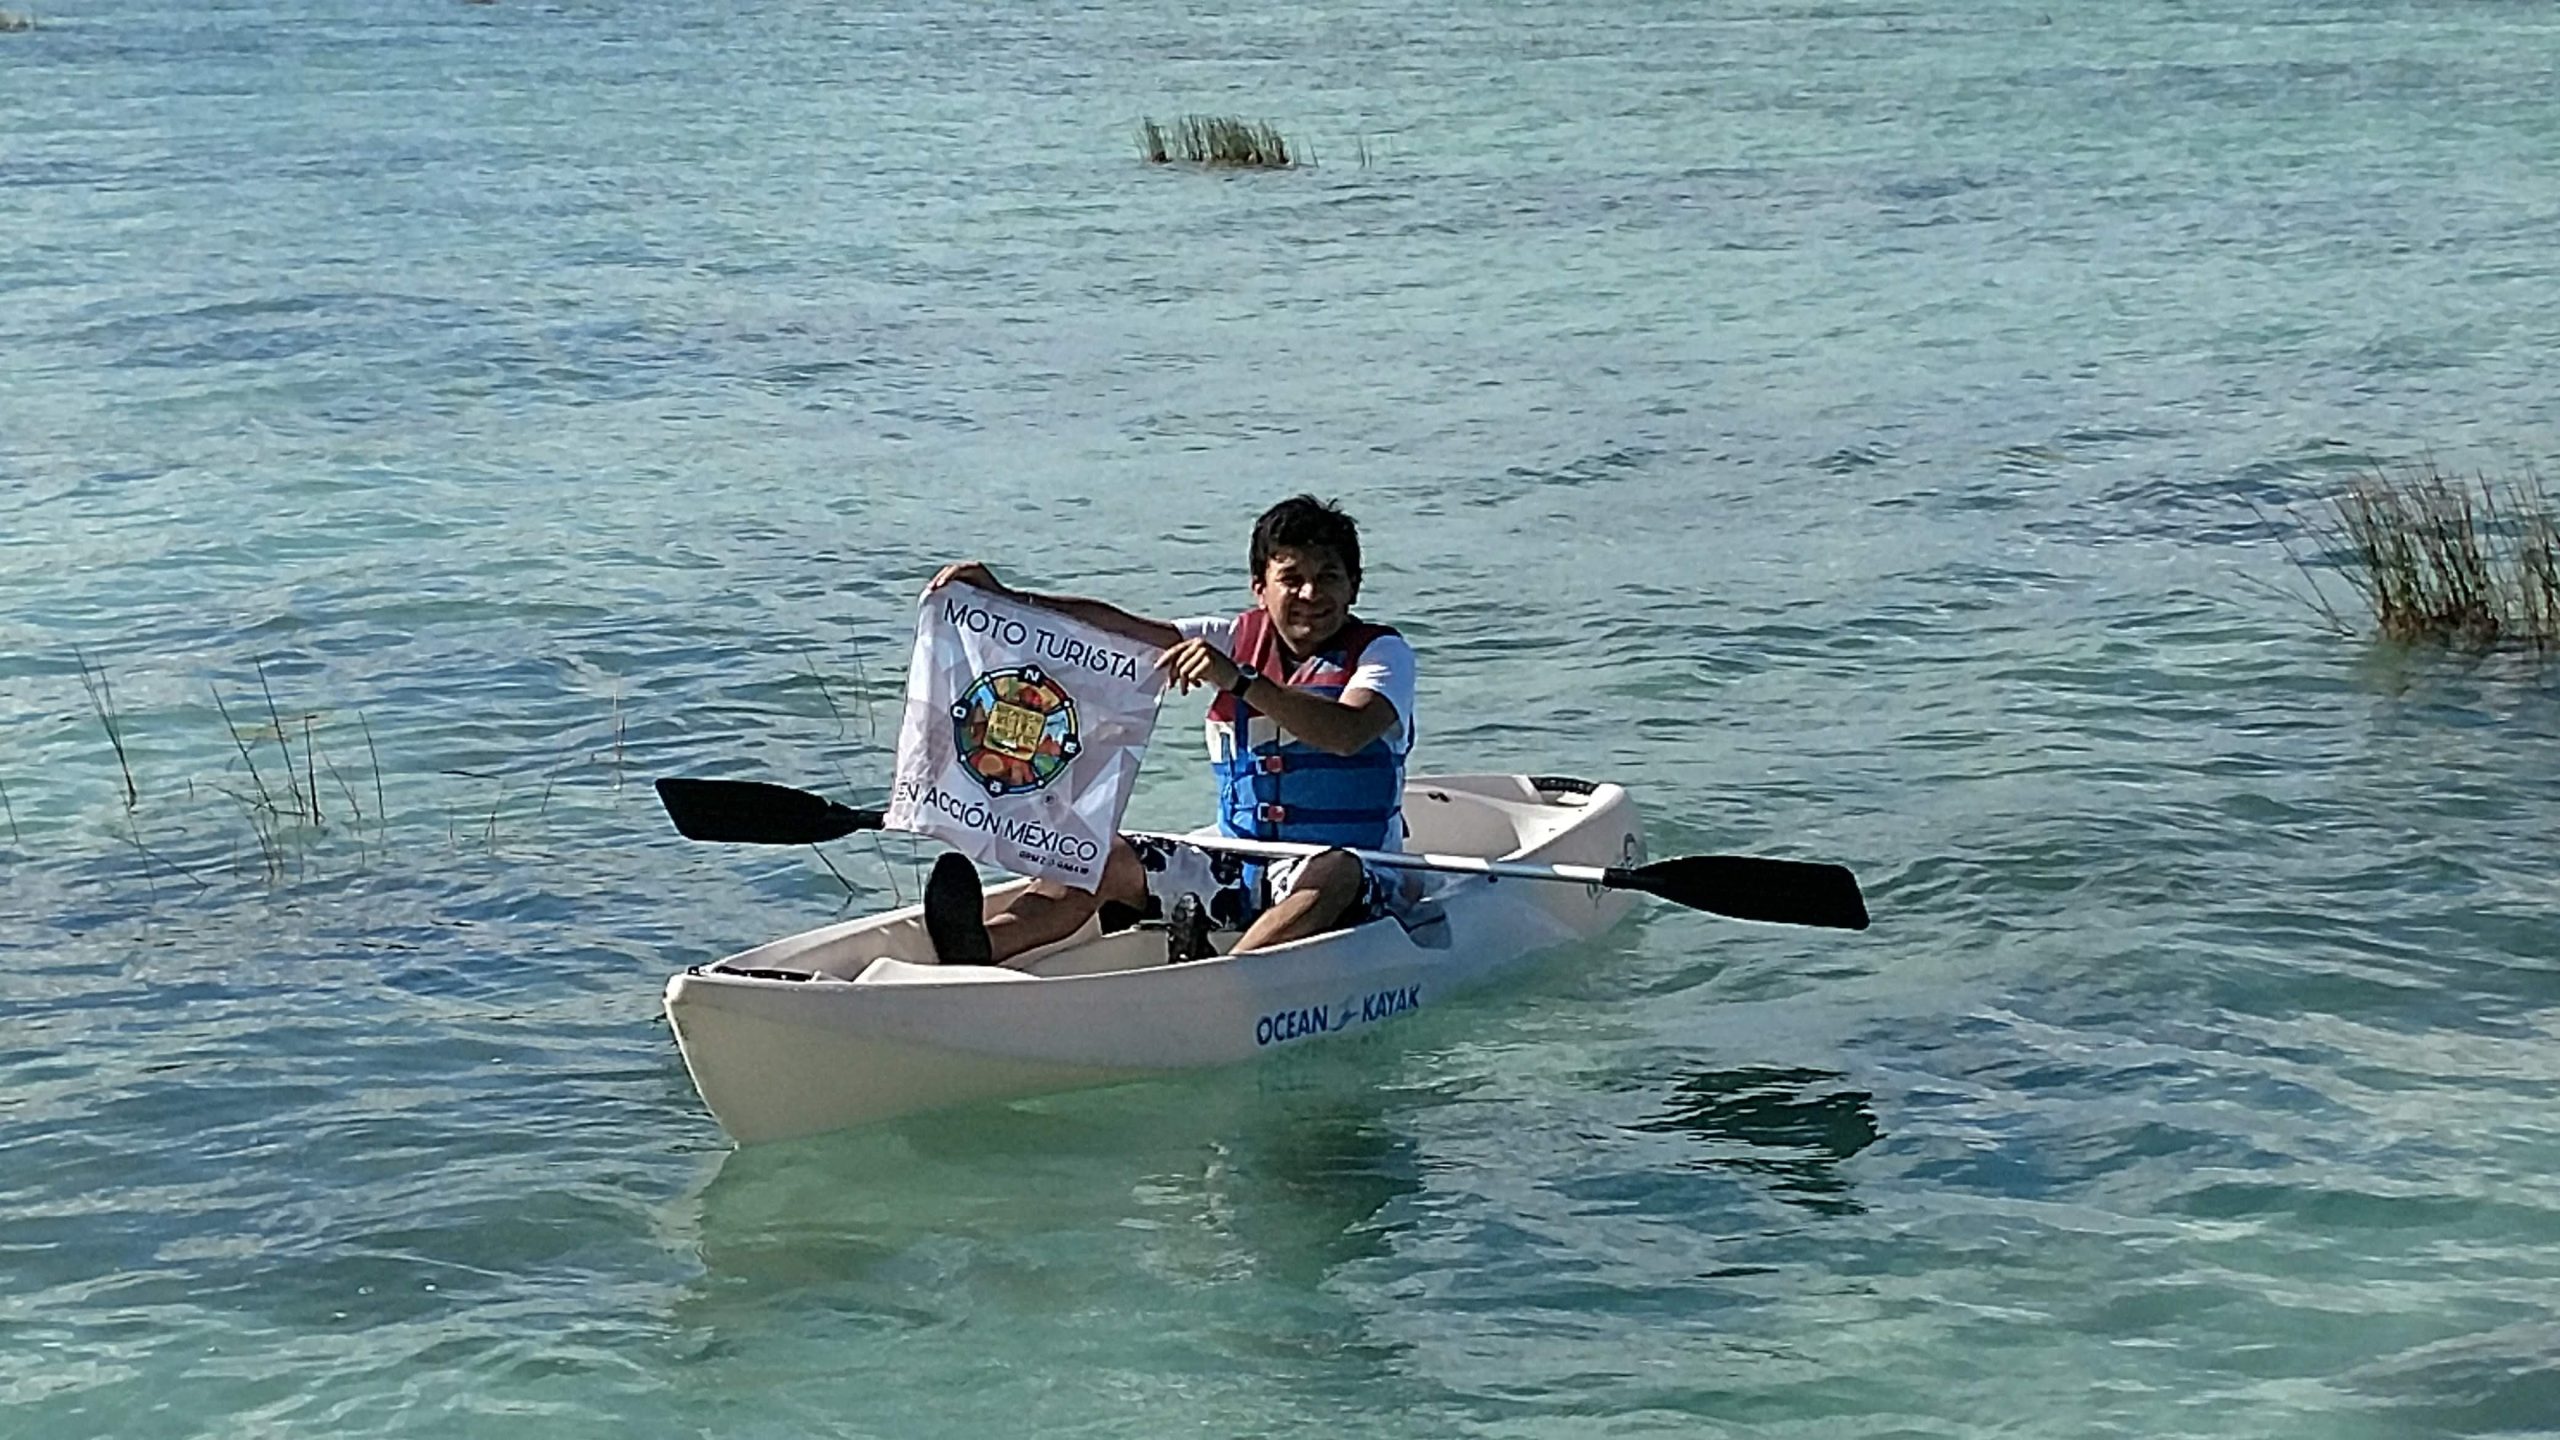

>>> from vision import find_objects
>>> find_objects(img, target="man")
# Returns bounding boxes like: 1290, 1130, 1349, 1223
922, 495, 1418, 967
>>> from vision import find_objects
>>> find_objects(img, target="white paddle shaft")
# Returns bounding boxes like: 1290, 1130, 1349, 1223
1127, 830, 1618, 887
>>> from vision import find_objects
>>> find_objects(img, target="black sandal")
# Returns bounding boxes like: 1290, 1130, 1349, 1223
924, 853, 995, 965
1164, 892, 1215, 964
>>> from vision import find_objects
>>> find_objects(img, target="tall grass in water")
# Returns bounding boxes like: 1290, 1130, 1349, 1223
1138, 115, 1298, 169
2304, 461, 2560, 651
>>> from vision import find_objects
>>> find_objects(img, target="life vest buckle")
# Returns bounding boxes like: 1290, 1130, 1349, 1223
1256, 803, 1286, 824
1257, 754, 1287, 774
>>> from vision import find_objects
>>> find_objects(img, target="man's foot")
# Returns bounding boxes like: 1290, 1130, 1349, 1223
1164, 892, 1214, 964
924, 853, 994, 964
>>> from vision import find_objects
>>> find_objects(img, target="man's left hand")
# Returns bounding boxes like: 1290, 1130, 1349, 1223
1157, 637, 1241, 695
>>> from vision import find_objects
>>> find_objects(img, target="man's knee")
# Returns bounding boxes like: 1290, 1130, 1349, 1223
1020, 838, 1147, 913
1290, 848, 1366, 911
1098, 835, 1151, 906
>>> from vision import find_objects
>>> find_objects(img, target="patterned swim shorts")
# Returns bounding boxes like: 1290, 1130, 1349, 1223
1125, 834, 1415, 933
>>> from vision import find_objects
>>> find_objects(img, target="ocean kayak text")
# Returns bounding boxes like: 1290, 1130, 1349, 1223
1254, 984, 1422, 1047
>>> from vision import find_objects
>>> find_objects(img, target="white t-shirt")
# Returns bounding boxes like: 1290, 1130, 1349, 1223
1173, 614, 1416, 752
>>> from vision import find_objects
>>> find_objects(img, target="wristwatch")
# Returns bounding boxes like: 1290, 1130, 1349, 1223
1225, 663, 1260, 698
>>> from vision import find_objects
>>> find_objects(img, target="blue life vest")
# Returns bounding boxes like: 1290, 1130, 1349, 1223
1207, 609, 1410, 872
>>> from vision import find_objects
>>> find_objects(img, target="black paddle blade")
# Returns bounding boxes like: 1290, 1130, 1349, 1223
1610, 856, 1871, 930
654, 777, 883, 846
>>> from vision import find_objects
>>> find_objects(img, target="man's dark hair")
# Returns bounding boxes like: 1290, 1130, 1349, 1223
1249, 494, 1362, 588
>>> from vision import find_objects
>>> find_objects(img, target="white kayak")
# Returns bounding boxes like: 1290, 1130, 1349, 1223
662, 773, 1646, 1144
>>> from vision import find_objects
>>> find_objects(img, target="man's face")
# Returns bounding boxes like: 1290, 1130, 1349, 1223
1253, 544, 1358, 654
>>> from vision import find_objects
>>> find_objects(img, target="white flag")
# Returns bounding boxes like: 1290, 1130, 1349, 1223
885, 583, 1167, 891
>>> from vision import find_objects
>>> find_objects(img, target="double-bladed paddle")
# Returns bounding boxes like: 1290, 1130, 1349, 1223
654, 777, 1870, 932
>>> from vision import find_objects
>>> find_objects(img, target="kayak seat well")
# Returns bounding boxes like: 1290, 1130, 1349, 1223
715, 778, 1596, 990
1393, 897, 1453, 948
856, 957, 1028, 985
1403, 777, 1570, 858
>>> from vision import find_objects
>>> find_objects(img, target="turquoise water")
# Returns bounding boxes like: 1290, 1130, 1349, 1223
7, 0, 2560, 1434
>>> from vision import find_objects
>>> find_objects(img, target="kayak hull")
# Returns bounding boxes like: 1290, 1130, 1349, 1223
663, 774, 1644, 1143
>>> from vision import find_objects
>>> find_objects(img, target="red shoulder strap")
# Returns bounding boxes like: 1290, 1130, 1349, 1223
1324, 618, 1397, 669
1209, 611, 1398, 721
1208, 609, 1273, 723
1231, 608, 1276, 668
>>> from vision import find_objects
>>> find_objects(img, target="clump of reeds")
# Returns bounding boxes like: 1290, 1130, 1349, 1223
1138, 115, 1299, 169
2298, 460, 2560, 651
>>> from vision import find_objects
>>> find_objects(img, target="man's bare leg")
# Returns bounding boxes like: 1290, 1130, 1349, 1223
982, 837, 1148, 967
1230, 848, 1364, 954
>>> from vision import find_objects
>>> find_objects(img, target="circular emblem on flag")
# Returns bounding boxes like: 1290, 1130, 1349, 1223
949, 666, 1081, 796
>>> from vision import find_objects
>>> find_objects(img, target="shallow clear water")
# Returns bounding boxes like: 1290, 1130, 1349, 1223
6, 1, 2559, 1435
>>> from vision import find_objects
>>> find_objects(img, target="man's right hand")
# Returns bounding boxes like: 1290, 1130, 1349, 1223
927, 561, 1010, 598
